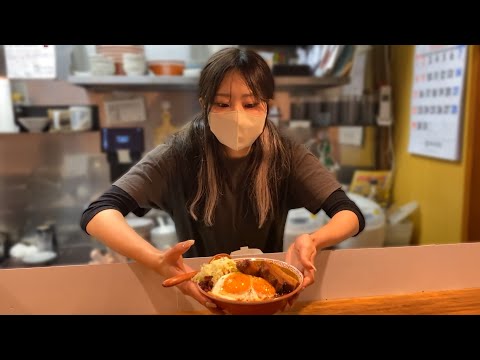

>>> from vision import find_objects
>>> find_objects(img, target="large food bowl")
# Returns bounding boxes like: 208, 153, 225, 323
197, 257, 304, 315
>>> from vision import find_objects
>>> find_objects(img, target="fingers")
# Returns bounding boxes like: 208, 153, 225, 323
287, 292, 300, 307
298, 235, 317, 272
285, 243, 296, 264
283, 290, 302, 313
167, 239, 195, 258
206, 305, 225, 315
299, 246, 316, 272
288, 235, 317, 273
179, 282, 224, 315
179, 281, 209, 304
301, 268, 315, 289
310, 250, 317, 272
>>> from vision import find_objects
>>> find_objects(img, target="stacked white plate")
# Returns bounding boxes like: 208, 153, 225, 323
96, 45, 145, 74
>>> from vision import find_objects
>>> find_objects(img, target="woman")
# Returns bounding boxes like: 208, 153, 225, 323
81, 47, 365, 311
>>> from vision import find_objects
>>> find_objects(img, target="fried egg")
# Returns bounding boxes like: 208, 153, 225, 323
210, 272, 276, 301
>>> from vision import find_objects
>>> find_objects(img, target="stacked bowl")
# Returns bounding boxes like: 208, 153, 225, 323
96, 45, 145, 75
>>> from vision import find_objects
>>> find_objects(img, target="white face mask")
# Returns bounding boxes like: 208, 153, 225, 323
208, 110, 266, 151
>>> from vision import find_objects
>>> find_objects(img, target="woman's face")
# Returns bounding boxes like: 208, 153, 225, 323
210, 70, 267, 115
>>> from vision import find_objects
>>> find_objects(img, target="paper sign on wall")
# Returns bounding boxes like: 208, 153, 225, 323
408, 45, 468, 161
104, 98, 147, 124
339, 126, 364, 146
4, 45, 56, 79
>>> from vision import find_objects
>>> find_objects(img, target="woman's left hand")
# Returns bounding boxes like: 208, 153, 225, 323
286, 233, 317, 290
156, 240, 224, 314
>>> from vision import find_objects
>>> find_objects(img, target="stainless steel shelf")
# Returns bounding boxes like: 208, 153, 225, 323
68, 75, 199, 91
68, 75, 349, 91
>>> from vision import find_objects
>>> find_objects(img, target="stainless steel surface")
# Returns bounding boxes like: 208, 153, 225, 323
0, 131, 111, 265
0, 83, 201, 270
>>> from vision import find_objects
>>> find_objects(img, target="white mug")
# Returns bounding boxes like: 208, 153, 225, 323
69, 106, 92, 131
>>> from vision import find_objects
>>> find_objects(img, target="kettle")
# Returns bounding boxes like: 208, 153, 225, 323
36, 222, 59, 253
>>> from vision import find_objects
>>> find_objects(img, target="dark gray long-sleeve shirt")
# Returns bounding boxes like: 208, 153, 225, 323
81, 143, 365, 258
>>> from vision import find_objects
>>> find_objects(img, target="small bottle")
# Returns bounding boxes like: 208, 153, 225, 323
161, 101, 172, 127
368, 178, 378, 201
154, 100, 177, 146
11, 92, 25, 129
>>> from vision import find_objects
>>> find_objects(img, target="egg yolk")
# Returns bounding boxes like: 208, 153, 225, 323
251, 277, 276, 297
222, 273, 251, 294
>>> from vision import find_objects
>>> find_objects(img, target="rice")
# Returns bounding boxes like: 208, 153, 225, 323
192, 257, 238, 285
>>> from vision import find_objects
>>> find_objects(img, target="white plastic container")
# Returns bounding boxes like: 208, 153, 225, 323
283, 207, 325, 250
385, 221, 414, 247
284, 192, 387, 250
384, 201, 418, 247
331, 192, 386, 249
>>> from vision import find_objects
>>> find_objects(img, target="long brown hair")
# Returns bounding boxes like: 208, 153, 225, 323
168, 48, 292, 228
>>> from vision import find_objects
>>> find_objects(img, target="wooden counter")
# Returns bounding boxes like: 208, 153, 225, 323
176, 287, 480, 315
283, 287, 480, 315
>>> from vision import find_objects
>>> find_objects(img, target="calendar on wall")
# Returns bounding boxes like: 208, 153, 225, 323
408, 45, 468, 161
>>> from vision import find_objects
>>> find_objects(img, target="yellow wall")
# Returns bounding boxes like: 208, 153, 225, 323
390, 46, 475, 245
339, 127, 376, 167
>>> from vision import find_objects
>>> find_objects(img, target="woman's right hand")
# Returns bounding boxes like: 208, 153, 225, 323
157, 240, 223, 314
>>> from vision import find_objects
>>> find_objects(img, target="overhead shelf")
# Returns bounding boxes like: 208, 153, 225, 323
68, 75, 199, 91
274, 76, 349, 88
68, 75, 349, 92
